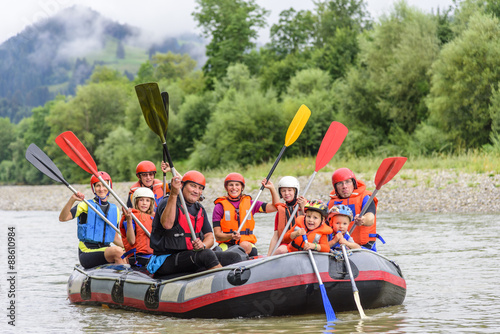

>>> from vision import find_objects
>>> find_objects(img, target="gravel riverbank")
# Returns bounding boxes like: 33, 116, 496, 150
2, 169, 499, 213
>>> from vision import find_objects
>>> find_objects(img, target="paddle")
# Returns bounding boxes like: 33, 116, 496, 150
341, 244, 368, 319
302, 235, 336, 321
161, 91, 169, 197
25, 143, 121, 235
270, 121, 348, 256
235, 104, 311, 234
135, 82, 197, 241
55, 131, 151, 237
348, 156, 407, 235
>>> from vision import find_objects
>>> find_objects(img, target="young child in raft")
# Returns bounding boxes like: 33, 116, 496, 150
285, 200, 333, 253
328, 205, 361, 250
121, 187, 155, 267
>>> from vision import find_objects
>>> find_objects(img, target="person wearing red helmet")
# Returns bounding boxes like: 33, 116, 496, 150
127, 160, 171, 209
212, 173, 279, 256
328, 205, 360, 250
327, 168, 380, 251
147, 171, 242, 277
59, 171, 126, 269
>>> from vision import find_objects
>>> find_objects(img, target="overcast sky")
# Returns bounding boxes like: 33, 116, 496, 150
1, 0, 455, 45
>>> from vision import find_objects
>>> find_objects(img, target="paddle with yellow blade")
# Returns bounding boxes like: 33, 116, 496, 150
135, 82, 197, 241
236, 105, 311, 235
25, 143, 121, 235
55, 131, 151, 237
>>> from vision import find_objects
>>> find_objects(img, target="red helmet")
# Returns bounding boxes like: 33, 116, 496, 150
332, 168, 357, 191
136, 161, 157, 176
224, 172, 245, 190
182, 170, 206, 189
90, 171, 112, 192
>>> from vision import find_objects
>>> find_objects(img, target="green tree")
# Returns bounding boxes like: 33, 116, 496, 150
427, 12, 500, 148
152, 52, 197, 82
0, 117, 14, 162
190, 64, 284, 169
193, 0, 269, 88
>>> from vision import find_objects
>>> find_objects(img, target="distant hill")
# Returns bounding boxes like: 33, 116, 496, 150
0, 5, 205, 123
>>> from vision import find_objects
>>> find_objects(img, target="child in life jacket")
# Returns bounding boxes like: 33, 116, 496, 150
328, 205, 361, 250
121, 187, 155, 267
285, 200, 333, 253
267, 176, 306, 256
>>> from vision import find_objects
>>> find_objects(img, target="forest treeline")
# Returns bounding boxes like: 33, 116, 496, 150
2, 0, 500, 185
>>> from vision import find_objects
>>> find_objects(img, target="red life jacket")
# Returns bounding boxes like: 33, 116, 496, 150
120, 208, 153, 256
275, 202, 300, 245
286, 216, 333, 253
129, 179, 167, 208
214, 195, 257, 244
149, 197, 205, 255
328, 179, 378, 246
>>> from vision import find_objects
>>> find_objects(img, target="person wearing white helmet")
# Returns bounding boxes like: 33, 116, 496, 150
267, 176, 307, 256
121, 187, 156, 267
328, 204, 360, 250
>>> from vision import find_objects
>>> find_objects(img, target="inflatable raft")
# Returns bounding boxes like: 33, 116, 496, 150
67, 249, 406, 318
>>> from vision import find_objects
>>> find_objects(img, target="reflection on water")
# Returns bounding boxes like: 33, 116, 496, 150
1, 210, 499, 333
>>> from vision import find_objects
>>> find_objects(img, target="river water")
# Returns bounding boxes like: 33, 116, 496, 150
0, 210, 499, 333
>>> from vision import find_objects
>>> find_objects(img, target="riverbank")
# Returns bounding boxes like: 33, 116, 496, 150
2, 169, 499, 213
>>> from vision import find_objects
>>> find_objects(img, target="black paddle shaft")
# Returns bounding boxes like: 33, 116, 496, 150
259, 145, 287, 190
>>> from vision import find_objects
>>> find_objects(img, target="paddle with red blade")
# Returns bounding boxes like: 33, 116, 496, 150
270, 121, 349, 256
25, 143, 121, 235
135, 82, 197, 241
349, 156, 407, 235
55, 131, 151, 237
236, 104, 311, 234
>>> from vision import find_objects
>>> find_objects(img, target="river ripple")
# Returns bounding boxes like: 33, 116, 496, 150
0, 210, 498, 333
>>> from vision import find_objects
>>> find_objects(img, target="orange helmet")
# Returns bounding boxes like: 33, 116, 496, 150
224, 172, 245, 190
182, 170, 206, 189
136, 161, 157, 176
90, 171, 112, 192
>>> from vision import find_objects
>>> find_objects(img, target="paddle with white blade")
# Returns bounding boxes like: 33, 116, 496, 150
55, 131, 151, 237
25, 143, 121, 235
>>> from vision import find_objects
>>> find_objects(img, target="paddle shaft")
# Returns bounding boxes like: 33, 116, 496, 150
341, 245, 367, 319
236, 145, 286, 234
96, 175, 151, 238
163, 150, 167, 197
269, 171, 317, 256
161, 143, 197, 241
68, 184, 121, 235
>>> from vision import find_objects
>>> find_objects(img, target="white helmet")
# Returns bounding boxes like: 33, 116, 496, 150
132, 187, 155, 204
277, 176, 300, 199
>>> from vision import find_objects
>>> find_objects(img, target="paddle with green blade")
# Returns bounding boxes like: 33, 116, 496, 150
236, 104, 311, 235
135, 82, 197, 241
25, 143, 121, 235
161, 91, 169, 197
270, 121, 349, 256
348, 156, 408, 235
55, 131, 151, 237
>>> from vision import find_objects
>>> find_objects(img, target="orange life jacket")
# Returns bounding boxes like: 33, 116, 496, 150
120, 208, 153, 256
328, 179, 378, 246
129, 179, 168, 208
214, 195, 257, 244
275, 202, 300, 245
286, 216, 333, 253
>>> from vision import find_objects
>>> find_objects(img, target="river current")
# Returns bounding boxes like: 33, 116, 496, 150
0, 210, 499, 333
